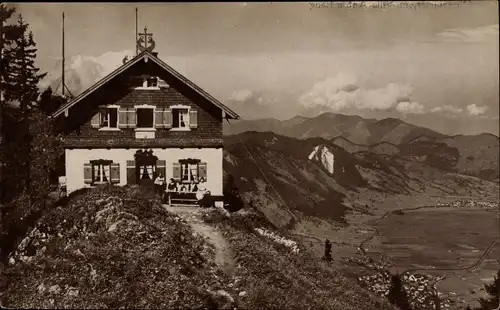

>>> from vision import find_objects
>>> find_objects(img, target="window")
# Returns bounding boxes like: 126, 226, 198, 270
84, 161, 119, 185
139, 164, 155, 180
172, 108, 189, 129
181, 163, 198, 182
136, 108, 154, 128
147, 77, 158, 87
92, 163, 111, 184
101, 108, 118, 128
139, 77, 159, 88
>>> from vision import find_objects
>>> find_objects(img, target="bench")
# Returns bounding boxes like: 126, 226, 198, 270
166, 192, 198, 206
165, 191, 225, 207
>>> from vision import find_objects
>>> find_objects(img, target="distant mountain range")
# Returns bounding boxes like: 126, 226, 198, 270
224, 113, 499, 182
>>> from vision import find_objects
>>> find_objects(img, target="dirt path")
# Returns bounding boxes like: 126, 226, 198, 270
163, 205, 236, 276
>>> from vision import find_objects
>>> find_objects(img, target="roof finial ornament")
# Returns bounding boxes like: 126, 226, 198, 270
137, 26, 156, 53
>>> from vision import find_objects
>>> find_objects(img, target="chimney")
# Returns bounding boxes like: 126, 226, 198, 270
152, 52, 158, 57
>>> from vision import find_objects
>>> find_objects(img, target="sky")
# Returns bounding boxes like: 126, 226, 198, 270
11, 1, 500, 135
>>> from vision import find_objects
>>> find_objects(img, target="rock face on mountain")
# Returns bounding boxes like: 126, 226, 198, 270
225, 113, 499, 182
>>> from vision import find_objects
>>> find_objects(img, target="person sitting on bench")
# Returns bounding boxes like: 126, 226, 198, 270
196, 178, 213, 208
164, 178, 178, 204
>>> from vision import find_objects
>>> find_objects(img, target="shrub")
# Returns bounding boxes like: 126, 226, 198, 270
202, 206, 393, 310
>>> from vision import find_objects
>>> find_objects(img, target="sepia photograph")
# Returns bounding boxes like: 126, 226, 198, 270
0, 1, 499, 309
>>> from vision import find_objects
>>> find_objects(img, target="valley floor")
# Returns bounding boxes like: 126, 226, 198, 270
292, 190, 500, 308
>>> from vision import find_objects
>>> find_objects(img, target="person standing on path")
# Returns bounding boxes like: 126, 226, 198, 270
154, 172, 165, 196
323, 239, 332, 262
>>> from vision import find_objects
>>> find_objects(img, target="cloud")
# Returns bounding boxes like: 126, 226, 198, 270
299, 73, 424, 115
431, 105, 463, 114
396, 101, 425, 114
436, 24, 499, 43
430, 104, 464, 118
228, 89, 253, 102
467, 103, 489, 116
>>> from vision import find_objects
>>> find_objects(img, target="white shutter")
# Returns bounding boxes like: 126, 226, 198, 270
155, 108, 164, 128
118, 108, 128, 128
189, 110, 198, 129
164, 108, 172, 129
91, 112, 100, 128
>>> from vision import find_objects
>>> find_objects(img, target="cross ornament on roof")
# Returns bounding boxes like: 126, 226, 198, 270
137, 26, 156, 53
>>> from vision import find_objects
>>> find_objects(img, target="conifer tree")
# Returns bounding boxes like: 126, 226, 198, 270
1, 12, 48, 202
6, 14, 46, 114
387, 274, 411, 310
1, 5, 26, 203
477, 269, 500, 310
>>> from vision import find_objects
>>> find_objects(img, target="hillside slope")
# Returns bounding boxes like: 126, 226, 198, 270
223, 132, 498, 228
0, 186, 392, 310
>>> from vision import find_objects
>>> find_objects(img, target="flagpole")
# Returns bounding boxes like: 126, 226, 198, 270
135, 7, 138, 56
62, 12, 65, 97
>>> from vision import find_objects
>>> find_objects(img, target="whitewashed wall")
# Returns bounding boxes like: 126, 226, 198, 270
65, 148, 224, 197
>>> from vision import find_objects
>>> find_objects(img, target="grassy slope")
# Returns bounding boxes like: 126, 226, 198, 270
202, 208, 394, 310
0, 186, 225, 309
0, 186, 392, 310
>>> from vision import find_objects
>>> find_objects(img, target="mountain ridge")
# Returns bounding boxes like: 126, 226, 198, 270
224, 113, 499, 181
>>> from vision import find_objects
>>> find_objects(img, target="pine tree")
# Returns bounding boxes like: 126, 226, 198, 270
387, 274, 411, 310
1, 12, 47, 203
1, 4, 25, 102
6, 14, 46, 114
477, 269, 500, 310
1, 4, 26, 203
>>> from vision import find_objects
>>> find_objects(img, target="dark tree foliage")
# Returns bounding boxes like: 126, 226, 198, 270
1, 9, 62, 212
387, 274, 411, 310
4, 15, 46, 114
1, 4, 25, 102
1, 106, 30, 202
27, 109, 63, 213
223, 174, 244, 212
38, 87, 66, 115
476, 269, 500, 310
1, 4, 24, 201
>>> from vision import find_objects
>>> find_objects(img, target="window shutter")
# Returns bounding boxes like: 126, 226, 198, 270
172, 162, 181, 181
110, 163, 120, 184
84, 163, 92, 184
155, 108, 164, 128
198, 162, 207, 182
127, 108, 137, 128
118, 108, 128, 128
189, 110, 198, 129
91, 112, 100, 128
126, 160, 136, 184
164, 108, 172, 129
156, 160, 166, 178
